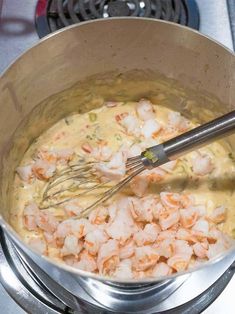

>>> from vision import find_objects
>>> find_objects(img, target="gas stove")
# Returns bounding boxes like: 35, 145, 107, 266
0, 1, 235, 313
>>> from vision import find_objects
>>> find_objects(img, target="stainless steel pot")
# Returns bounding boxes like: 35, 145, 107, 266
0, 18, 235, 291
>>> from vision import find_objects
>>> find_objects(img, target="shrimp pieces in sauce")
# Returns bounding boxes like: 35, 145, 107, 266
136, 99, 155, 121
14, 98, 235, 280
60, 235, 83, 257
97, 239, 120, 275
133, 246, 159, 271
84, 229, 108, 255
191, 153, 214, 176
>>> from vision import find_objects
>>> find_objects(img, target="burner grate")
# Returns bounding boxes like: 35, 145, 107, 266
35, 0, 199, 38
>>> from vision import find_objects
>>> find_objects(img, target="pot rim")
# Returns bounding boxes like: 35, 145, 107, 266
1, 17, 234, 80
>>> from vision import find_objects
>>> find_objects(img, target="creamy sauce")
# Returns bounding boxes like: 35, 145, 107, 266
10, 100, 235, 278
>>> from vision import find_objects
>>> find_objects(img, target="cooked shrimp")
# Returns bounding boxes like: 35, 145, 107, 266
127, 144, 142, 158
146, 167, 166, 183
106, 220, 134, 245
92, 145, 112, 161
152, 262, 172, 277
167, 254, 189, 272
160, 192, 192, 210
174, 240, 193, 259
193, 241, 208, 258
35, 210, 58, 233
159, 210, 180, 230
133, 270, 151, 279
95, 151, 126, 180
141, 119, 161, 139
63, 199, 83, 217
160, 192, 182, 210
152, 201, 164, 221
74, 250, 97, 272
130, 196, 154, 222
107, 203, 118, 222
118, 114, 141, 136
119, 239, 135, 259
108, 197, 135, 227
168, 111, 189, 132
38, 148, 74, 165
32, 159, 56, 180
54, 148, 74, 164
55, 218, 93, 241
97, 239, 120, 275
133, 246, 159, 271
209, 230, 234, 249
37, 148, 57, 163
156, 238, 175, 258
70, 219, 94, 239
89, 206, 109, 225
180, 207, 199, 228
44, 231, 57, 247
16, 165, 34, 183
176, 228, 197, 243
60, 235, 83, 257
130, 174, 149, 197
136, 99, 155, 121
28, 237, 47, 255
157, 230, 176, 241
54, 220, 72, 241
181, 195, 195, 209
208, 228, 227, 244
106, 200, 137, 244
84, 229, 108, 255
191, 205, 207, 217
191, 153, 214, 176
116, 197, 138, 225
209, 206, 227, 224
192, 219, 209, 236
113, 259, 133, 279
23, 202, 39, 231
109, 150, 127, 169
81, 142, 93, 154
134, 224, 159, 246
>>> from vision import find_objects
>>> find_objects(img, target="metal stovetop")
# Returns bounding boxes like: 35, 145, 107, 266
0, 1, 235, 313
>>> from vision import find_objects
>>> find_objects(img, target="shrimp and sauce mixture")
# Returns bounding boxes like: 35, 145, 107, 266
11, 99, 235, 279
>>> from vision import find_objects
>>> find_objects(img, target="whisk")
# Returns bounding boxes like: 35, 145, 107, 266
40, 110, 235, 218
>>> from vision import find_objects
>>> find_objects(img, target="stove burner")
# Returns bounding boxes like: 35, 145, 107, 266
107, 1, 130, 16
35, 0, 200, 38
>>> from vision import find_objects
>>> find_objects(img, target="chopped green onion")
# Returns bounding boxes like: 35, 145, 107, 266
228, 152, 235, 162
89, 112, 97, 122
115, 133, 122, 141
86, 135, 93, 140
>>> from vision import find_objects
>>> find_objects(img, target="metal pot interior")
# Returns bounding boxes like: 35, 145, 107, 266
0, 18, 235, 285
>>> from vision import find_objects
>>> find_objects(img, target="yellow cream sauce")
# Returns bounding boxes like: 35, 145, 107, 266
10, 102, 235, 251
